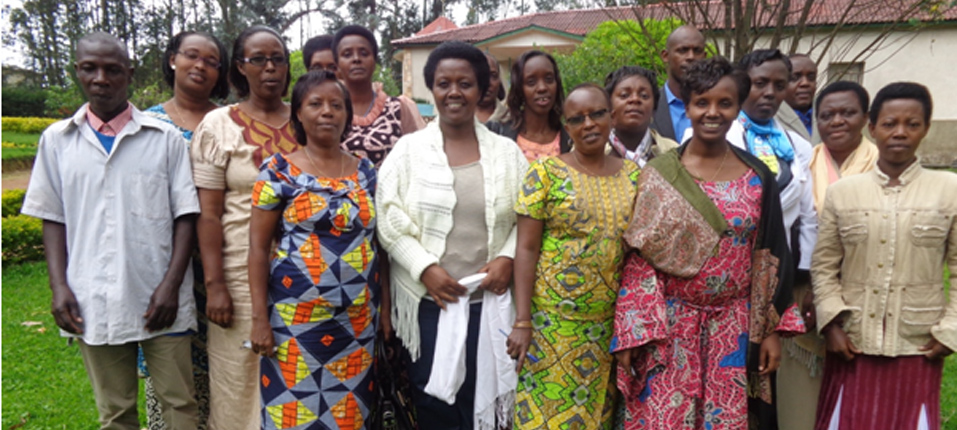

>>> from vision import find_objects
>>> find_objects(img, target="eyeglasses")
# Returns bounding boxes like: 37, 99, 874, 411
564, 109, 609, 126
243, 55, 288, 67
176, 50, 221, 69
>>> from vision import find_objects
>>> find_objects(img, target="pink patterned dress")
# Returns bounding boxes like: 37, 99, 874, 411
613, 170, 804, 430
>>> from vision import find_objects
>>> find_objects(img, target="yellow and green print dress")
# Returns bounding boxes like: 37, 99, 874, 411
514, 157, 640, 430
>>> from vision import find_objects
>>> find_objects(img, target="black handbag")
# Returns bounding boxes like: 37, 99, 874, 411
370, 336, 417, 430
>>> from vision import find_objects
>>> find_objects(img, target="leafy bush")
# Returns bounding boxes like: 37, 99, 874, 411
2, 189, 27, 217
554, 18, 687, 94
2, 214, 44, 265
1, 86, 47, 118
1, 117, 59, 134
43, 86, 86, 118
129, 82, 173, 112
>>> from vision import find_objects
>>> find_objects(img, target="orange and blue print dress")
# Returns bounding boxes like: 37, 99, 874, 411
252, 153, 379, 430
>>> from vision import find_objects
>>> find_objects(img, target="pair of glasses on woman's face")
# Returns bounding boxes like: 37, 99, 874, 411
564, 109, 609, 126
242, 55, 289, 67
177, 50, 221, 69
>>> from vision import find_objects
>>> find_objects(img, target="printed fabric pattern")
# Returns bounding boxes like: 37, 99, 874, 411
251, 154, 380, 430
513, 157, 640, 430
341, 94, 403, 167
612, 170, 804, 429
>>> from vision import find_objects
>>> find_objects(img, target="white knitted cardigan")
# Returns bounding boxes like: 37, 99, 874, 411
376, 119, 529, 360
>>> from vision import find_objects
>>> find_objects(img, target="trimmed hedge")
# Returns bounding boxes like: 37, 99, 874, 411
2, 189, 26, 217
1, 117, 59, 134
1, 189, 44, 265
2, 214, 44, 265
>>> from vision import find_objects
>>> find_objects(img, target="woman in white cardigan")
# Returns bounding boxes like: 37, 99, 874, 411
376, 41, 529, 430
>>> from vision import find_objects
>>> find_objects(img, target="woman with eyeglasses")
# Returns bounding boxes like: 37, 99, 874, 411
139, 30, 230, 430
509, 83, 639, 430
486, 50, 571, 162
333, 25, 424, 167
190, 25, 298, 430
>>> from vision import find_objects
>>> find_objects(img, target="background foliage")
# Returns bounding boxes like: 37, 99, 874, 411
554, 18, 687, 93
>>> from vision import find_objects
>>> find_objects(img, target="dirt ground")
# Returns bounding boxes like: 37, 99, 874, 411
2, 168, 31, 190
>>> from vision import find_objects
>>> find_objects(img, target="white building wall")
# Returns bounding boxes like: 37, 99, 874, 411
752, 26, 957, 121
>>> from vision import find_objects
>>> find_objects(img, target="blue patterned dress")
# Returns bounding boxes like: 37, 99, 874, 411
252, 153, 379, 429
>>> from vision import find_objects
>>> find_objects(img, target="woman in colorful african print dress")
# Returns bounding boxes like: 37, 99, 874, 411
249, 71, 381, 430
509, 83, 639, 430
140, 29, 230, 430
191, 26, 299, 430
611, 58, 804, 430
333, 25, 424, 167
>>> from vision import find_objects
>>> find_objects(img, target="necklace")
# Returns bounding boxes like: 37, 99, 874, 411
303, 147, 346, 179
689, 145, 730, 182
572, 150, 605, 176
168, 100, 185, 128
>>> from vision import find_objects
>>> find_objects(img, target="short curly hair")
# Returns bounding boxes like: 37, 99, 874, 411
680, 56, 750, 105
604, 66, 660, 111
869, 81, 933, 124
333, 25, 378, 61
301, 34, 334, 70
738, 48, 792, 74
290, 70, 354, 145
565, 82, 611, 112
815, 81, 869, 114
423, 41, 491, 98
162, 31, 230, 100
229, 26, 291, 99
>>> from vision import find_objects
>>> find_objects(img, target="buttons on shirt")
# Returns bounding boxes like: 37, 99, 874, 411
878, 263, 884, 268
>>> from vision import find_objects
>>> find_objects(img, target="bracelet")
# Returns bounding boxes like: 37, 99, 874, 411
513, 320, 533, 329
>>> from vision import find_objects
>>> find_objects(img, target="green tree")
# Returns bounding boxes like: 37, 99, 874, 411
554, 17, 686, 93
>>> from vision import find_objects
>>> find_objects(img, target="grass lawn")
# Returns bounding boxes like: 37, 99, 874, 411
2, 131, 42, 147
2, 262, 146, 429
1, 131, 40, 163
2, 146, 38, 161
1, 262, 956, 427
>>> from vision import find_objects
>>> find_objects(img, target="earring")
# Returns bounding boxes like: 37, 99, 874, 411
171, 65, 177, 70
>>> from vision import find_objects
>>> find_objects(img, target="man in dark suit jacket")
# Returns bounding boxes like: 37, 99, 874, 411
652, 25, 707, 142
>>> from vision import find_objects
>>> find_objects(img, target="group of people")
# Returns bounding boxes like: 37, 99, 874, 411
20, 19, 956, 430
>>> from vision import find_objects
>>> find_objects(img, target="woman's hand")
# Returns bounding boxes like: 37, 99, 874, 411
206, 281, 234, 327
250, 317, 276, 357
479, 257, 514, 295
614, 348, 641, 378
506, 326, 532, 372
801, 290, 816, 332
823, 323, 860, 361
759, 332, 781, 375
920, 339, 953, 360
420, 264, 467, 310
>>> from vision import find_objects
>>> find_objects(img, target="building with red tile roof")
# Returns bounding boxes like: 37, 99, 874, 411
392, 3, 956, 164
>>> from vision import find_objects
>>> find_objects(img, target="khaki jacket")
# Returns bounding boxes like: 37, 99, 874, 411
812, 162, 957, 356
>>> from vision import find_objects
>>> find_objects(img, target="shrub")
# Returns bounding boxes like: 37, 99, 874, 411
1, 86, 47, 118
554, 18, 711, 94
2, 214, 45, 265
1, 117, 59, 134
2, 189, 27, 217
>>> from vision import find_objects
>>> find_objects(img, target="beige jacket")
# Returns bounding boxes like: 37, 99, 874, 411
812, 162, 957, 356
